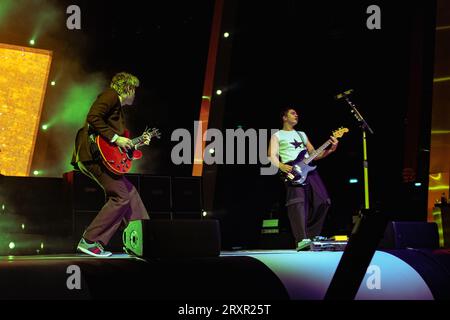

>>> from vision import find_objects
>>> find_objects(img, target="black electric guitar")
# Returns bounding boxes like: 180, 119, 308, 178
281, 127, 349, 185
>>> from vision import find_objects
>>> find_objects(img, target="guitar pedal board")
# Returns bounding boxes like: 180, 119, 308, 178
310, 235, 349, 251
310, 240, 348, 251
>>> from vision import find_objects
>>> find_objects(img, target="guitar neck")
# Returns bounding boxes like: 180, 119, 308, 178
304, 140, 332, 164
131, 136, 143, 146
131, 131, 157, 147
129, 129, 159, 147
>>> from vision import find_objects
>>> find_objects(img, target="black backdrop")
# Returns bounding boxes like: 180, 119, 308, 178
27, 0, 435, 248
213, 0, 435, 248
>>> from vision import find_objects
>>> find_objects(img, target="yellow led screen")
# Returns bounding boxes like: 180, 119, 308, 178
0, 43, 52, 176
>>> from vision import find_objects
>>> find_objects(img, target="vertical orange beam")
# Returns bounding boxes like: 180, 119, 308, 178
192, 0, 224, 176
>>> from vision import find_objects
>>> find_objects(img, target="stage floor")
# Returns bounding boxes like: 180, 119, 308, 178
1, 249, 449, 300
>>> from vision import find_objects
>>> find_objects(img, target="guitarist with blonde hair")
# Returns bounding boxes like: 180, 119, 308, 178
268, 107, 339, 251
71, 72, 151, 257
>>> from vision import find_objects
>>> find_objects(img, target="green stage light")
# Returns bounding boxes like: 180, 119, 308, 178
9, 242, 15, 249
223, 32, 230, 38
21, 224, 25, 230
41, 124, 48, 130
208, 148, 215, 154
40, 243, 44, 249
33, 170, 40, 176
415, 182, 422, 187
349, 178, 358, 184
29, 39, 35, 46
56, 79, 104, 125
216, 89, 222, 95
50, 77, 105, 174
202, 210, 208, 217
0, 0, 16, 24
50, 81, 56, 86
1, 204, 5, 211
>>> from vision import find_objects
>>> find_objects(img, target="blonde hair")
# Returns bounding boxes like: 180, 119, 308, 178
110, 72, 140, 96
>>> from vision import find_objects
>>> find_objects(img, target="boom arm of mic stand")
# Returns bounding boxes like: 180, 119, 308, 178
344, 97, 374, 135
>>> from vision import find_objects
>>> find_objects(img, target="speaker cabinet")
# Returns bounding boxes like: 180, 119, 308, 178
63, 171, 140, 212
63, 171, 104, 211
123, 219, 221, 258
139, 176, 172, 212
172, 177, 202, 213
379, 221, 439, 249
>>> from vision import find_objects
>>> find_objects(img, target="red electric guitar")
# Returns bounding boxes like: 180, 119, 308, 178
96, 127, 161, 175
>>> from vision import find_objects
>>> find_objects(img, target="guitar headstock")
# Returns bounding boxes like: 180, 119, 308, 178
143, 127, 161, 139
332, 127, 349, 139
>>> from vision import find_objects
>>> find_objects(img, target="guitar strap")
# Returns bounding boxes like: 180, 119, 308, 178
296, 131, 307, 149
87, 124, 101, 161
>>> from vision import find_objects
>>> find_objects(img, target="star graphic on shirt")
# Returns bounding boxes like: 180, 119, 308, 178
290, 139, 303, 149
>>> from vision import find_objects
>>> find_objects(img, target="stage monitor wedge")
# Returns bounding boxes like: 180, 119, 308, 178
123, 219, 221, 259
379, 221, 439, 249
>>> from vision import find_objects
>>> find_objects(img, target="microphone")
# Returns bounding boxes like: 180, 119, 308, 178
335, 89, 354, 100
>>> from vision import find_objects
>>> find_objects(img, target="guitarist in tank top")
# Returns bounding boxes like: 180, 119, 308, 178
268, 107, 339, 251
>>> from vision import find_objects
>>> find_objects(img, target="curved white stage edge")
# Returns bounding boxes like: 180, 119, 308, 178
1, 249, 449, 299
222, 250, 439, 300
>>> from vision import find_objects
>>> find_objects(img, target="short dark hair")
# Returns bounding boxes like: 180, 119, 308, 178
280, 106, 295, 123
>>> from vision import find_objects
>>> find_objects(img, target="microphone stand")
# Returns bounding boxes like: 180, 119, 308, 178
343, 95, 374, 210
325, 93, 386, 301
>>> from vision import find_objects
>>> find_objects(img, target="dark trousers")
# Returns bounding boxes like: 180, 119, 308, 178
77, 161, 149, 245
285, 170, 330, 243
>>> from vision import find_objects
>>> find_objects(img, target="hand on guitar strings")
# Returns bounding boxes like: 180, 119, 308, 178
279, 163, 293, 174
142, 132, 151, 145
329, 136, 339, 152
280, 163, 295, 181
115, 136, 134, 149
